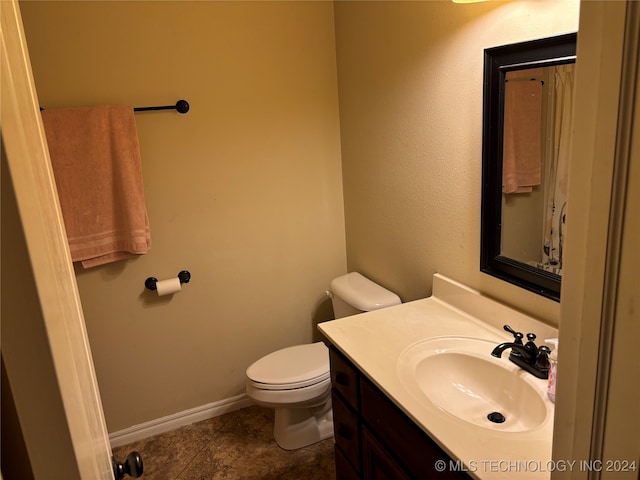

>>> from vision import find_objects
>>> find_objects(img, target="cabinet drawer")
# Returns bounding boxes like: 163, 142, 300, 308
330, 347, 359, 408
362, 426, 412, 480
360, 376, 471, 479
332, 390, 360, 473
335, 445, 360, 480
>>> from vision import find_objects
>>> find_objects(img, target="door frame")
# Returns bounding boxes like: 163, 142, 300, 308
1, 0, 113, 477
553, 1, 640, 478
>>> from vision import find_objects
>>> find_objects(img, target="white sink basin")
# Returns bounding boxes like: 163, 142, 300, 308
397, 336, 549, 432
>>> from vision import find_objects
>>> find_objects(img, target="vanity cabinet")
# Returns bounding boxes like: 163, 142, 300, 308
330, 346, 472, 480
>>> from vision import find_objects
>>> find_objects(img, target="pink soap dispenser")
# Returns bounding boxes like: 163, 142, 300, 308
545, 338, 559, 403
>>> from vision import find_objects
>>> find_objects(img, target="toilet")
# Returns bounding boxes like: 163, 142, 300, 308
245, 272, 401, 450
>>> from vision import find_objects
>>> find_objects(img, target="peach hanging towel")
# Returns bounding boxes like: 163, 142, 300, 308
42, 106, 151, 268
502, 68, 543, 194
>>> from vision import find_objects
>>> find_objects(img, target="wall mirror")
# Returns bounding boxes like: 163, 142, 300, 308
481, 33, 577, 302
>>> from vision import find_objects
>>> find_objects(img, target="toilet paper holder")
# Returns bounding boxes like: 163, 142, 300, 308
145, 270, 191, 291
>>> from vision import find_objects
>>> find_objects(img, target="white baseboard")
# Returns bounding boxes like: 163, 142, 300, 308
109, 393, 253, 447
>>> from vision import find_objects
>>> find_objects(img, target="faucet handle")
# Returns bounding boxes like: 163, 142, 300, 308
535, 345, 551, 371
525, 333, 538, 349
503, 325, 524, 345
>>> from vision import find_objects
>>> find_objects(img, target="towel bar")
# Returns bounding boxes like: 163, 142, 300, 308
40, 99, 190, 114
135, 100, 190, 114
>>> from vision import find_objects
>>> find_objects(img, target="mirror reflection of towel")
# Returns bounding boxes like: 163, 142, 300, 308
42, 106, 151, 267
502, 71, 543, 194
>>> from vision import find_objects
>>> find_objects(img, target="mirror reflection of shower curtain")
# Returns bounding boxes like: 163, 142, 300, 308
542, 64, 574, 273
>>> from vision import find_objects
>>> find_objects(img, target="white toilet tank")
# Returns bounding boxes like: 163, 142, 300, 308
329, 272, 401, 319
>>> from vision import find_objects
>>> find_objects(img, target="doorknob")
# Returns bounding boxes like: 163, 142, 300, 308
112, 451, 144, 479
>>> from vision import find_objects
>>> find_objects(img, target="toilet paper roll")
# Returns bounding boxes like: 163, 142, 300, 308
155, 277, 182, 296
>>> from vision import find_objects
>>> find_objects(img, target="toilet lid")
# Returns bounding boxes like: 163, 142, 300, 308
246, 342, 330, 390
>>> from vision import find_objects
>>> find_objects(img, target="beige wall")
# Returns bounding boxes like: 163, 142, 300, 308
334, 0, 579, 322
19, 1, 346, 432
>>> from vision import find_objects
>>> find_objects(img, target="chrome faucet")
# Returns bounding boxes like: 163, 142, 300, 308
491, 325, 550, 379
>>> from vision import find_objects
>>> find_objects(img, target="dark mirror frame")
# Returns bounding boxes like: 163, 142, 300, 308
481, 33, 577, 302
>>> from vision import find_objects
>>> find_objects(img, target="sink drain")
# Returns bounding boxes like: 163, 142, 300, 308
487, 411, 506, 423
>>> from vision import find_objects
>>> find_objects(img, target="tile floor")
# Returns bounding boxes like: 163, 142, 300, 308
112, 406, 336, 480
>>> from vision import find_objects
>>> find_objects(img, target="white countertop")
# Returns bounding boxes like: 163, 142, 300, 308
319, 274, 558, 480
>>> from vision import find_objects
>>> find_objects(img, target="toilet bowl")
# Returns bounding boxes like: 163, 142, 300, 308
245, 272, 401, 450
246, 342, 333, 450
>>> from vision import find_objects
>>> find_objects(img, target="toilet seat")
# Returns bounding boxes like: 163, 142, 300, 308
246, 342, 329, 391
